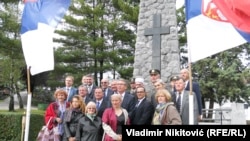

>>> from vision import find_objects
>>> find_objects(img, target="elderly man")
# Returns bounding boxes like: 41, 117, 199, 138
100, 78, 114, 103
180, 68, 203, 121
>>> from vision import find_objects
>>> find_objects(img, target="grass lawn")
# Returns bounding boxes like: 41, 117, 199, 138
0, 109, 45, 115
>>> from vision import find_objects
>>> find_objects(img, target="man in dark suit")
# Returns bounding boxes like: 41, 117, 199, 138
173, 77, 199, 125
131, 87, 154, 125
180, 68, 203, 121
63, 75, 78, 102
116, 79, 136, 118
78, 85, 92, 105
85, 74, 97, 99
93, 87, 109, 118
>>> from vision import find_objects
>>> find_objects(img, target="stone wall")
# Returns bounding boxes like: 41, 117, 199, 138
133, 0, 180, 98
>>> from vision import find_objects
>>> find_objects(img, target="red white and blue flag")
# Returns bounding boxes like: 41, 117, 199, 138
185, 0, 250, 62
20, 0, 70, 75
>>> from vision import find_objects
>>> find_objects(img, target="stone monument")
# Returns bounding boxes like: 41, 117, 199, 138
133, 0, 180, 98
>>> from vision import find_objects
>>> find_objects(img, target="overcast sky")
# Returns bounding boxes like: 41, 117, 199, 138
176, 0, 184, 9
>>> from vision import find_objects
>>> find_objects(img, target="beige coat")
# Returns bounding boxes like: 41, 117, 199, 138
161, 103, 182, 125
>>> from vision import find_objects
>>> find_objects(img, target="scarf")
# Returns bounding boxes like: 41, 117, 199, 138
57, 101, 66, 135
152, 103, 167, 125
64, 108, 81, 122
86, 113, 97, 121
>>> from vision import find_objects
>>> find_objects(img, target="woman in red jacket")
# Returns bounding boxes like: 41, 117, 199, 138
102, 94, 130, 141
44, 89, 70, 139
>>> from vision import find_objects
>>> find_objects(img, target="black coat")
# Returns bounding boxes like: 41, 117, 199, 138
62, 109, 84, 141
76, 116, 102, 141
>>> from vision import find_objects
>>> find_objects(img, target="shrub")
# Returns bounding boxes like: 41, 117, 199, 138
32, 87, 54, 106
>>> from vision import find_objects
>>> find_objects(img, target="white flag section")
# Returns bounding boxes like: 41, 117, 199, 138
20, 0, 71, 140
21, 23, 55, 75
20, 0, 71, 75
186, 16, 246, 62
185, 0, 249, 62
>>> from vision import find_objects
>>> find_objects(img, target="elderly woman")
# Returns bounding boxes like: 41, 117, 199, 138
44, 89, 71, 139
62, 95, 85, 141
102, 94, 130, 141
152, 89, 182, 125
76, 101, 102, 141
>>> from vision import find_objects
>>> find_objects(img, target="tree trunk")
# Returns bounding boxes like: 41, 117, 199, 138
9, 94, 14, 111
15, 83, 24, 109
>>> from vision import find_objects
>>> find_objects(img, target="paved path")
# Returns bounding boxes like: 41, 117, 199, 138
0, 91, 37, 110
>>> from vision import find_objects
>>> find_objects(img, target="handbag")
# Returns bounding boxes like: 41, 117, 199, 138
36, 117, 61, 141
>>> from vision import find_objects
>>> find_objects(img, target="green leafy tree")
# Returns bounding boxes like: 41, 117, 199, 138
0, 1, 25, 111
177, 5, 250, 119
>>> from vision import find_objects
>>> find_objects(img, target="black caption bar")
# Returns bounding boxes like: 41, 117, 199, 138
122, 125, 250, 140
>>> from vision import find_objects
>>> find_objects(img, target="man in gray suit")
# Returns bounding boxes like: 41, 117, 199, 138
173, 77, 199, 125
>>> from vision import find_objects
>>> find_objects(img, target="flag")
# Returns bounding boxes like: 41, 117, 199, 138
185, 0, 250, 62
20, 0, 71, 75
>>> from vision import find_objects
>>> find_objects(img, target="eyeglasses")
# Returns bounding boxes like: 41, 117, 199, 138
136, 91, 144, 93
101, 82, 107, 84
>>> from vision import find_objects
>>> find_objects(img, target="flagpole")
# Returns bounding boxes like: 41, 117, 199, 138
187, 43, 194, 125
24, 67, 32, 141
188, 63, 194, 125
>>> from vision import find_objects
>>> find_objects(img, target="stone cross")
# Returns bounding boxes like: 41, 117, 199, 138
144, 14, 170, 71
133, 0, 180, 100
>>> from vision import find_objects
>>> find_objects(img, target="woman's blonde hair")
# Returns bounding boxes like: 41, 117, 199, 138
155, 89, 172, 102
85, 101, 98, 114
70, 95, 86, 113
111, 94, 122, 101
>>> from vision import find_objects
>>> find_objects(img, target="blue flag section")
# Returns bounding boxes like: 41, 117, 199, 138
20, 0, 71, 75
21, 0, 71, 34
185, 0, 250, 62
123, 125, 250, 140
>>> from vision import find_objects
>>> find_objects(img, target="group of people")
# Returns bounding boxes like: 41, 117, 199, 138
43, 68, 203, 141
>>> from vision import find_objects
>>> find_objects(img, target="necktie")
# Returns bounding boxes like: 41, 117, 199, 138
96, 101, 100, 110
88, 86, 91, 93
66, 88, 70, 101
103, 88, 107, 97
135, 100, 140, 107
176, 93, 181, 113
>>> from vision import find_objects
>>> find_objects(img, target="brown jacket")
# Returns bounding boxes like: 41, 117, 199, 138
161, 102, 182, 125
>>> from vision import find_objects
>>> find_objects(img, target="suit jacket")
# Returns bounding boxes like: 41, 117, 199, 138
185, 81, 202, 115
63, 87, 78, 102
103, 88, 114, 103
83, 96, 92, 105
175, 90, 199, 125
130, 98, 154, 125
121, 91, 136, 117
87, 85, 97, 100
92, 99, 109, 118
150, 89, 157, 109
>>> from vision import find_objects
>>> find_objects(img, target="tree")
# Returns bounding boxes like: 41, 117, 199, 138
0, 1, 25, 111
47, 0, 139, 88
177, 5, 250, 119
